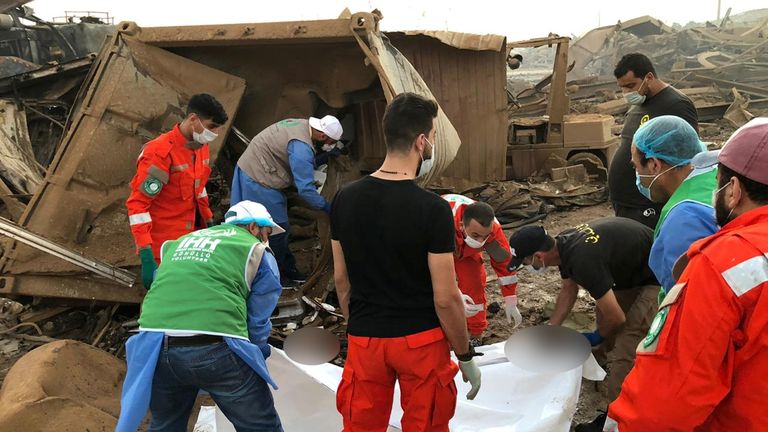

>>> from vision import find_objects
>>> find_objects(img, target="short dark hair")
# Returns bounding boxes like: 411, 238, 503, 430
462, 202, 495, 227
614, 53, 657, 80
187, 93, 228, 125
382, 92, 438, 153
719, 164, 768, 205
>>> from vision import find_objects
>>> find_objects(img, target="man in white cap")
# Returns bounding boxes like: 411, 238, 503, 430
115, 201, 284, 432
232, 115, 343, 287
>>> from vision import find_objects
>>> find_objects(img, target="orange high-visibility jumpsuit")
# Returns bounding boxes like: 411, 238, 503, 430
606, 206, 768, 431
126, 124, 213, 261
444, 194, 518, 336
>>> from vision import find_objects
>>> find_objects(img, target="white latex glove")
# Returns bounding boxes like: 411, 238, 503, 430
461, 294, 484, 317
504, 295, 523, 328
458, 359, 482, 400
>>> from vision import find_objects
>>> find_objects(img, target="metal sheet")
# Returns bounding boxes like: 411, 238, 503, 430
0, 23, 246, 301
351, 12, 461, 186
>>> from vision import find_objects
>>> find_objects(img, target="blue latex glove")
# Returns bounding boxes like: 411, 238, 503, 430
582, 330, 605, 347
139, 247, 157, 289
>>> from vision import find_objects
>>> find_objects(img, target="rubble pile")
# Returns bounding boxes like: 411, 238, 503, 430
509, 9, 768, 135
462, 155, 609, 228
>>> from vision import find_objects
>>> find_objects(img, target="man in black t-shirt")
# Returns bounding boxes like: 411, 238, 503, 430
508, 217, 659, 432
331, 93, 481, 431
609, 53, 698, 229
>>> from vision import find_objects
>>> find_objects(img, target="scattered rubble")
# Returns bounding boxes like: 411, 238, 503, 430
508, 9, 768, 150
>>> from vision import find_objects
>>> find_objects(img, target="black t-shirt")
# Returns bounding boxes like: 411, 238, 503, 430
557, 217, 657, 300
330, 176, 455, 337
608, 86, 698, 208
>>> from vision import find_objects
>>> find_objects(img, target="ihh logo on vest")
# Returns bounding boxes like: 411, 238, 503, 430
172, 235, 222, 263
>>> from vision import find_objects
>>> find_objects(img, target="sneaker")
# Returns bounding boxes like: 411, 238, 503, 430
281, 277, 302, 289
574, 412, 606, 432
283, 270, 307, 284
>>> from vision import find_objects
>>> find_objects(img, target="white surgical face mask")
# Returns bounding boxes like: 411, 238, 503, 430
527, 255, 547, 274
417, 136, 435, 178
624, 91, 646, 106
193, 118, 218, 145
464, 232, 488, 249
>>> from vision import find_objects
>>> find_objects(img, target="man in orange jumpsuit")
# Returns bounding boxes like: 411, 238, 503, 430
126, 93, 228, 289
442, 194, 521, 342
605, 117, 768, 431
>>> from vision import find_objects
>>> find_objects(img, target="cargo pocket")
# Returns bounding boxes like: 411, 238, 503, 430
431, 366, 458, 428
336, 367, 356, 420
637, 282, 685, 356
179, 171, 194, 201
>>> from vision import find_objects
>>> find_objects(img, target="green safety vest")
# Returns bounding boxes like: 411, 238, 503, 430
654, 167, 717, 304
654, 167, 718, 238
138, 224, 267, 339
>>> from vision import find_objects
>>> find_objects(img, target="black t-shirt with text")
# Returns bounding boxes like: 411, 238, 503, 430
330, 176, 455, 337
608, 86, 698, 208
557, 217, 657, 300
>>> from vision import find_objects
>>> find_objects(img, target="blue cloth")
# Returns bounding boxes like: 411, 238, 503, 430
650, 201, 718, 292
116, 254, 282, 432
148, 343, 283, 432
231, 165, 289, 224
287, 139, 331, 213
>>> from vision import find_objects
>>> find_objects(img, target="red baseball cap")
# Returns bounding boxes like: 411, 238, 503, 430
717, 118, 768, 184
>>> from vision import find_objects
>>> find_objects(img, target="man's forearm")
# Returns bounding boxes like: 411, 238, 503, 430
335, 281, 351, 321
436, 294, 470, 355
549, 280, 579, 325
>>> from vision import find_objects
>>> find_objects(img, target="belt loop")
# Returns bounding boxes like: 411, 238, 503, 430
163, 334, 169, 353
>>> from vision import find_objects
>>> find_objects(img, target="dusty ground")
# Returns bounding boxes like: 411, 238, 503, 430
482, 202, 614, 428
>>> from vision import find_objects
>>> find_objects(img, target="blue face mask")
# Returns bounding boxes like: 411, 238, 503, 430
635, 172, 653, 200
635, 162, 684, 202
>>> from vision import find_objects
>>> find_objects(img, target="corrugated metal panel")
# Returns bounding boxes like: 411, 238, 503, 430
391, 35, 506, 184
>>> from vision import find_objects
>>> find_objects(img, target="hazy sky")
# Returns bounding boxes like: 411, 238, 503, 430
25, 0, 767, 40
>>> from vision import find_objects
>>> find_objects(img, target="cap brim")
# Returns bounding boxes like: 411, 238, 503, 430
308, 117, 321, 131
270, 223, 285, 236
691, 150, 720, 169
508, 256, 525, 272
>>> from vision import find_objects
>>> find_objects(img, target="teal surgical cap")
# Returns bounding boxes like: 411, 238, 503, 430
633, 115, 706, 166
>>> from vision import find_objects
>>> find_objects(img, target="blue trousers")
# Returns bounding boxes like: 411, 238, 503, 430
148, 341, 283, 432
231, 167, 299, 277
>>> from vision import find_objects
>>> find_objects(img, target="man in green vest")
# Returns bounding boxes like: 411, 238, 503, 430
116, 201, 284, 432
631, 115, 718, 295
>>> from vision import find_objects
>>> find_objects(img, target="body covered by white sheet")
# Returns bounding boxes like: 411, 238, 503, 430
198, 342, 601, 432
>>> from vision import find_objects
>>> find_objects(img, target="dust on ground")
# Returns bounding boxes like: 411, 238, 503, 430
482, 203, 614, 427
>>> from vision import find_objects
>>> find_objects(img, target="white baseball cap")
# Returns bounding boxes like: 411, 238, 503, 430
309, 115, 343, 141
224, 201, 285, 235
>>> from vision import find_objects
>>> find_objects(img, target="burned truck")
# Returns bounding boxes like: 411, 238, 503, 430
0, 11, 517, 330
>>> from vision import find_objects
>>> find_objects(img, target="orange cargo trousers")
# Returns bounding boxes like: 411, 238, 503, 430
455, 254, 488, 337
336, 327, 459, 432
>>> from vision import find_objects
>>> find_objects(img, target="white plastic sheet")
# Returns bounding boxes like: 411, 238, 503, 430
197, 343, 604, 431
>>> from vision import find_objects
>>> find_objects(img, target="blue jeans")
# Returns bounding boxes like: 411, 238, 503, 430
270, 221, 301, 279
149, 340, 283, 432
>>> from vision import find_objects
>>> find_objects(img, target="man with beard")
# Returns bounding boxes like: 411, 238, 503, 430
606, 118, 768, 431
232, 115, 343, 287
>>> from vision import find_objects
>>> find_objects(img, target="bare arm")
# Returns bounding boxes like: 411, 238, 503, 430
429, 252, 470, 355
331, 240, 351, 321
595, 289, 626, 337
549, 278, 579, 325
